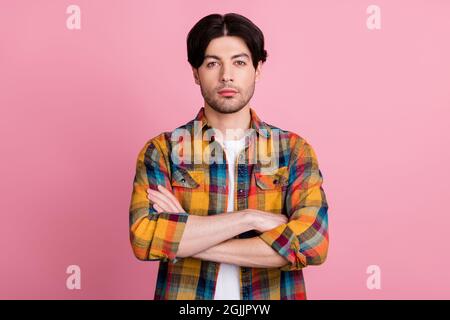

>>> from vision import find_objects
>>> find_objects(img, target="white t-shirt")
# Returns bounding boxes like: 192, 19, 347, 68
213, 137, 246, 300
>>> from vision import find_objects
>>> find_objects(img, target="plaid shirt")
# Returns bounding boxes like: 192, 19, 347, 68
129, 107, 329, 300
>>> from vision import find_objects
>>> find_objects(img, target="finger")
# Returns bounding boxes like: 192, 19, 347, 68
147, 188, 158, 202
150, 196, 171, 212
279, 216, 288, 223
148, 189, 178, 212
157, 185, 185, 212
150, 196, 173, 212
157, 185, 183, 211
148, 191, 176, 212
153, 203, 163, 213
147, 189, 153, 201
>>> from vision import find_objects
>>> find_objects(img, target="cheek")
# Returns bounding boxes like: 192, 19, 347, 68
199, 72, 219, 89
238, 67, 255, 80
238, 72, 256, 90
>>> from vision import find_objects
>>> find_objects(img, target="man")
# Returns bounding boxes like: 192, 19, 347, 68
129, 13, 329, 300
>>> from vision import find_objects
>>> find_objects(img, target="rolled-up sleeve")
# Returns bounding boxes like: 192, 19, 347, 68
259, 137, 329, 271
129, 136, 188, 263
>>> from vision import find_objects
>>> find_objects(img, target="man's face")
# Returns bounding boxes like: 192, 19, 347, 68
193, 36, 262, 114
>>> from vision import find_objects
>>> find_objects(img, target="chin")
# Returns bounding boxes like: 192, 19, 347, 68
214, 104, 246, 114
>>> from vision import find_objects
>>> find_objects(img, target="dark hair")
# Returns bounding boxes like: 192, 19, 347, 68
187, 13, 268, 70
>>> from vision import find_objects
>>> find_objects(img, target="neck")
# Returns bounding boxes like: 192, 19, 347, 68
204, 104, 251, 141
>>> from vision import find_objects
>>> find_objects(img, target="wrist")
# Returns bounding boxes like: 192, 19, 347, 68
239, 209, 256, 231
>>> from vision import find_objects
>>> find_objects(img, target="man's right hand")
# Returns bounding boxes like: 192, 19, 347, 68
243, 209, 288, 233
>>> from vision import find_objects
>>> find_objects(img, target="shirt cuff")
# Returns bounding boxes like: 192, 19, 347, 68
147, 212, 189, 263
258, 224, 307, 271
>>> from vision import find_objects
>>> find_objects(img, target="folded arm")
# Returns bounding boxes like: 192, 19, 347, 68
192, 137, 329, 272
257, 138, 329, 271
130, 135, 329, 271
192, 236, 289, 268
129, 136, 254, 262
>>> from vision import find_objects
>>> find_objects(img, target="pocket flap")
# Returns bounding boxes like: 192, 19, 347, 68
171, 168, 204, 188
255, 166, 289, 189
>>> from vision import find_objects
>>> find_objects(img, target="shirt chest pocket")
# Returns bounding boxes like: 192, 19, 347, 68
170, 168, 207, 214
254, 166, 289, 212
171, 168, 204, 189
254, 166, 289, 189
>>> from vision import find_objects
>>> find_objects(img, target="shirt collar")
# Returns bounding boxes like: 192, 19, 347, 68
193, 107, 271, 139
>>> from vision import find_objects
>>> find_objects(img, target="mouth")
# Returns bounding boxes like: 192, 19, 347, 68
218, 88, 238, 97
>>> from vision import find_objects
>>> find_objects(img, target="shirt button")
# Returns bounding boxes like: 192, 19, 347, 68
238, 189, 244, 193
181, 178, 186, 183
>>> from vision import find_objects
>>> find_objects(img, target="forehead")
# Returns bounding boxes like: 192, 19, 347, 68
204, 36, 251, 59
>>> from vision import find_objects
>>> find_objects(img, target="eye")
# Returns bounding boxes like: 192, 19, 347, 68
206, 61, 218, 68
235, 60, 247, 66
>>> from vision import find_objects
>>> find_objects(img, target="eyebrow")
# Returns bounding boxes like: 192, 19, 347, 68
204, 53, 250, 61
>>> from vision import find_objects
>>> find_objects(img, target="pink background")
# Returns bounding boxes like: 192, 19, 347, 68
1, 0, 449, 299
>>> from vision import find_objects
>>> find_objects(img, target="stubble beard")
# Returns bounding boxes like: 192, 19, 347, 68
200, 83, 255, 114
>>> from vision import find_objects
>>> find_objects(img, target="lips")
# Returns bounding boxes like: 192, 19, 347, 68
218, 88, 238, 96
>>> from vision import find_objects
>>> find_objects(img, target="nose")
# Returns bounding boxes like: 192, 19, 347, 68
221, 76, 232, 83
221, 63, 233, 83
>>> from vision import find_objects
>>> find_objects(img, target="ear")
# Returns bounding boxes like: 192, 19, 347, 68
192, 67, 200, 85
255, 61, 263, 82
